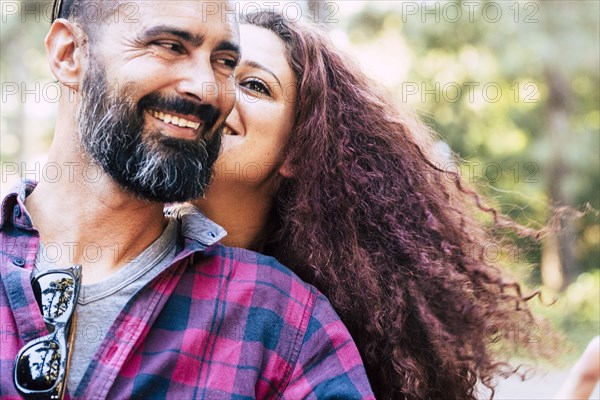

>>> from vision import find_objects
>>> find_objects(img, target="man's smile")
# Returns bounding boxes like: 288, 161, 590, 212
147, 109, 202, 129
146, 109, 203, 140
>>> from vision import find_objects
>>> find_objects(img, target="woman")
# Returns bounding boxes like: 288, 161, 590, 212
555, 336, 600, 399
193, 11, 556, 400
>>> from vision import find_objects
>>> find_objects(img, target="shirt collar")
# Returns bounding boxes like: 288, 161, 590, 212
0, 180, 37, 230
165, 203, 227, 246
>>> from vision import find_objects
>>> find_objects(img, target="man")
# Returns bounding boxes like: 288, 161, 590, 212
0, 1, 374, 399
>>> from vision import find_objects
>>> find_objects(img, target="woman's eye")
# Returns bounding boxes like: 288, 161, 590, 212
240, 79, 271, 96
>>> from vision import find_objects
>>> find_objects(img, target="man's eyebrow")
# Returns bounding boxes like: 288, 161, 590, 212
215, 40, 241, 56
140, 25, 205, 47
242, 60, 282, 87
139, 27, 240, 57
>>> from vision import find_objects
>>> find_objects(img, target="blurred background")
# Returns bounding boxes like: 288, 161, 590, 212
1, 1, 598, 397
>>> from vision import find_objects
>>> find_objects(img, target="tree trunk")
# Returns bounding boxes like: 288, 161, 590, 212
541, 68, 577, 291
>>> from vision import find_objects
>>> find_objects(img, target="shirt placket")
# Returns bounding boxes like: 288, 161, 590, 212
77, 249, 200, 400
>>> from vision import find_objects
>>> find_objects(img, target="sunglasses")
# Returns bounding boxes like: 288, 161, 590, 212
13, 265, 82, 400
51, 0, 66, 22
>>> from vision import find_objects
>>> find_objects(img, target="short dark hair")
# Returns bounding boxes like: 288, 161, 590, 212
52, 0, 118, 42
53, 0, 119, 23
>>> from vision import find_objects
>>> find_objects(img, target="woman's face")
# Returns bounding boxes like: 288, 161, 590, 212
212, 24, 297, 194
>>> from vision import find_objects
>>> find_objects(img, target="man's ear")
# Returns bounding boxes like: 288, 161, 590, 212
45, 19, 88, 91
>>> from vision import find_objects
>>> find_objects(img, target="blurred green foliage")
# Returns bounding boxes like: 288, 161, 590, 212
1, 0, 56, 170
344, 0, 599, 278
532, 270, 600, 361
342, 0, 599, 352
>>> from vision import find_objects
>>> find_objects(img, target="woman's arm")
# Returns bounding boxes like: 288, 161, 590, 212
554, 336, 600, 399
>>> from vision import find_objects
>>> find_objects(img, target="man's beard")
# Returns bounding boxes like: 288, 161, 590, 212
76, 59, 222, 203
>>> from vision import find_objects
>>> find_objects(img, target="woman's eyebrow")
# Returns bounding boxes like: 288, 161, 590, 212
242, 60, 282, 87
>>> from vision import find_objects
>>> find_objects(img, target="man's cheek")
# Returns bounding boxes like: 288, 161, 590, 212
221, 80, 238, 118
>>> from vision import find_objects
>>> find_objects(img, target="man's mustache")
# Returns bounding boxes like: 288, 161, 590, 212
138, 93, 220, 130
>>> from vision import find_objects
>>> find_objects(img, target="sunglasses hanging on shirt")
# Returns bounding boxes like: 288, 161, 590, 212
13, 265, 82, 400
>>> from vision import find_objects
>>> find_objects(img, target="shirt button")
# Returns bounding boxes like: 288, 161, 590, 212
13, 257, 25, 267
13, 206, 21, 218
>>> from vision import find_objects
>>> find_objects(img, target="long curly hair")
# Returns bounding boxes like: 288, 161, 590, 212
244, 11, 557, 400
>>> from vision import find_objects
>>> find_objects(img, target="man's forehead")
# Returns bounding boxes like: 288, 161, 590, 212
54, 1, 238, 37
134, 1, 237, 22
126, 1, 239, 39
56, 0, 232, 21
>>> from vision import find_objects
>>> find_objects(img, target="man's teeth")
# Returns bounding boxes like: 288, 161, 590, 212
149, 110, 200, 129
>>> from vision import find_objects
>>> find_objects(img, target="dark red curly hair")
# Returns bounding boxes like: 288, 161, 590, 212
244, 11, 558, 400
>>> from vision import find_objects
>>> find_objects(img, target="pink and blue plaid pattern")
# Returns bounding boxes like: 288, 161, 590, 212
0, 183, 374, 399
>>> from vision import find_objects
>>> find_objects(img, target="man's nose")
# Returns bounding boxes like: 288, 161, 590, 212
176, 59, 220, 107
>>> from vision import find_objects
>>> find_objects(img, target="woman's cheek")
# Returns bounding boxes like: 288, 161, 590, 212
220, 135, 237, 152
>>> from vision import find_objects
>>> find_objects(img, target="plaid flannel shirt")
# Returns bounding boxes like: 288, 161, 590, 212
0, 182, 375, 399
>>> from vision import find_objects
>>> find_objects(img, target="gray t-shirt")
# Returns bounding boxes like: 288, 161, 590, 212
34, 218, 179, 394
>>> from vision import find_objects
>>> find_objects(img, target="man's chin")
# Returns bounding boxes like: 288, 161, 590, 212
114, 171, 210, 204
107, 134, 220, 203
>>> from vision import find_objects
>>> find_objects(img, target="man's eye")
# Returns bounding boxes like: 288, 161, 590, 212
215, 58, 238, 70
240, 79, 271, 96
153, 41, 185, 54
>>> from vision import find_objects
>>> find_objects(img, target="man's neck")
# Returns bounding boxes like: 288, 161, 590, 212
25, 168, 167, 285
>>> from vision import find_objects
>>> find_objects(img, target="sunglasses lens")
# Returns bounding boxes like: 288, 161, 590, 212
32, 272, 76, 321
15, 340, 62, 391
